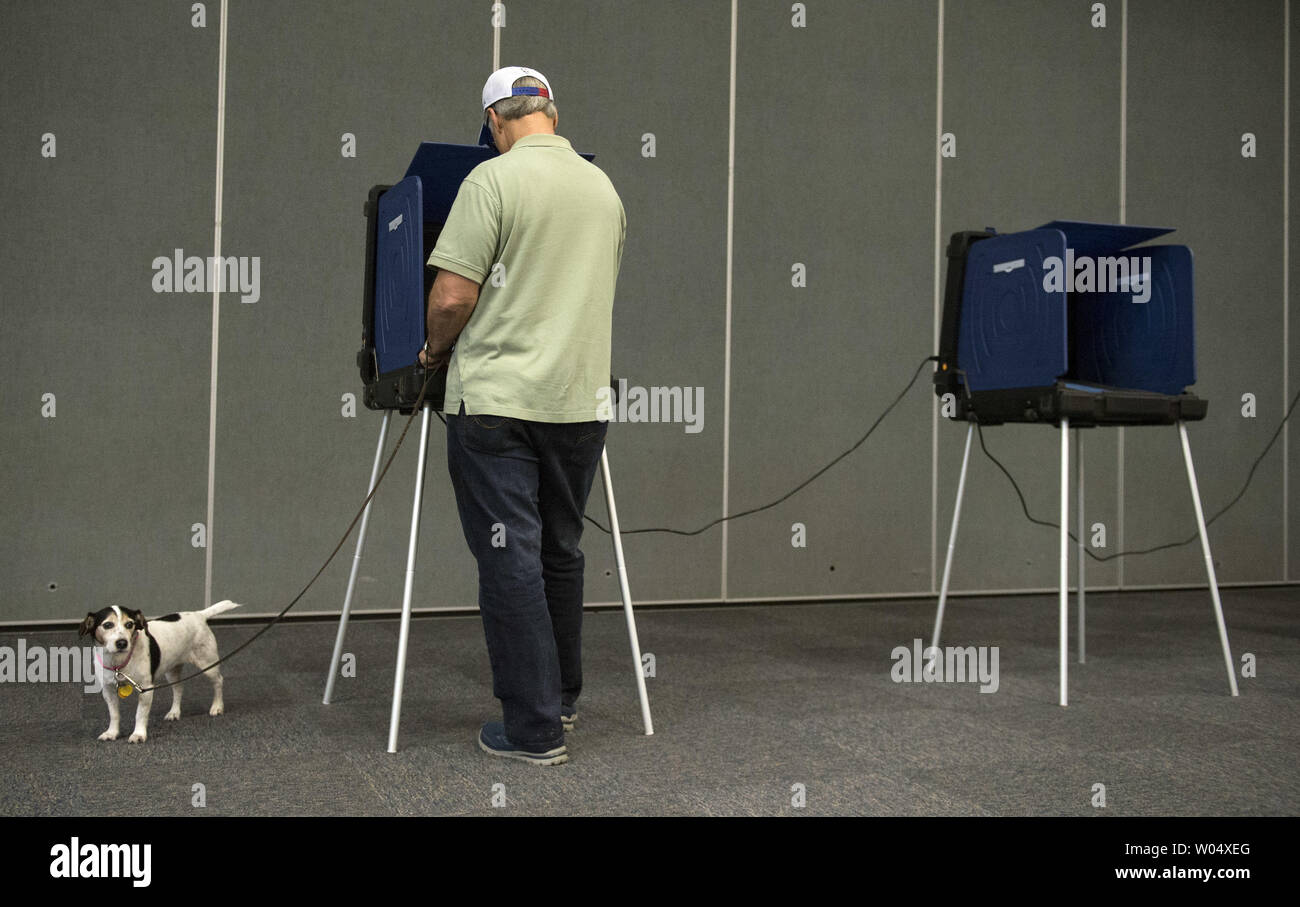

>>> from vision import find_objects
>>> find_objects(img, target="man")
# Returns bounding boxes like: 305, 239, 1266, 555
418, 66, 626, 765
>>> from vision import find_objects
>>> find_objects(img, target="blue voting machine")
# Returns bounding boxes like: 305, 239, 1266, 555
358, 142, 494, 412
357, 142, 596, 413
934, 220, 1206, 425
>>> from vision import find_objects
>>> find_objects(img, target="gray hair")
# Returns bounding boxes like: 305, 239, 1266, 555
488, 75, 557, 123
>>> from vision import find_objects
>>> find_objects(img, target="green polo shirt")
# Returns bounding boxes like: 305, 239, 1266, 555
426, 133, 625, 422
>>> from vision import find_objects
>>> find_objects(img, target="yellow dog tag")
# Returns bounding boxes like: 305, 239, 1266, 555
117, 683, 133, 698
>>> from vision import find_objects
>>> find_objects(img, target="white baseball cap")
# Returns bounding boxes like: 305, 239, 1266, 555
477, 66, 554, 148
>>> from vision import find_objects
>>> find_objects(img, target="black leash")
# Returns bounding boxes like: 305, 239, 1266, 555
131, 370, 438, 694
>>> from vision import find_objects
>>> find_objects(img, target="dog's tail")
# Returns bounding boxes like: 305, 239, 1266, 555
200, 599, 242, 621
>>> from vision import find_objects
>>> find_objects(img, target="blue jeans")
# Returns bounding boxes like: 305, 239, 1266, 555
445, 405, 608, 749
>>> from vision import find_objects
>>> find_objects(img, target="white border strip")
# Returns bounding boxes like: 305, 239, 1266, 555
930, 0, 945, 592
720, 0, 737, 600
203, 0, 230, 610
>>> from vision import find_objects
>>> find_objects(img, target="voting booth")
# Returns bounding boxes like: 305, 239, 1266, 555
324, 143, 653, 750
930, 221, 1237, 705
355, 143, 595, 413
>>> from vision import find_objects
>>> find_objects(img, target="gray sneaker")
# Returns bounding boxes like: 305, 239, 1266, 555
478, 722, 568, 766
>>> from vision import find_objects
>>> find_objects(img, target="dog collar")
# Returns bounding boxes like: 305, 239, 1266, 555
96, 629, 140, 696
97, 628, 137, 672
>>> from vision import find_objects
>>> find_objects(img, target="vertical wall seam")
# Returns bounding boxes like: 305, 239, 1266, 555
1116, 0, 1128, 589
720, 0, 737, 601
203, 0, 230, 610
931, 0, 945, 593
492, 0, 501, 69
1284, 0, 1291, 580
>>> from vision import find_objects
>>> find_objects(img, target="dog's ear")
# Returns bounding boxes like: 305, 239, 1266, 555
129, 610, 147, 632
78, 613, 97, 638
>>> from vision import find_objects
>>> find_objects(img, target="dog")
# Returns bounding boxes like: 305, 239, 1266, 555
78, 600, 241, 743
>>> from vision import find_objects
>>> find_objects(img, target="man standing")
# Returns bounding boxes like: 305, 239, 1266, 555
418, 66, 626, 765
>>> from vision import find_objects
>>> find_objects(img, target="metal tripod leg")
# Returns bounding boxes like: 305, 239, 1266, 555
1059, 417, 1070, 707
599, 446, 654, 736
935, 421, 977, 649
325, 410, 391, 705
1178, 421, 1239, 697
387, 404, 433, 753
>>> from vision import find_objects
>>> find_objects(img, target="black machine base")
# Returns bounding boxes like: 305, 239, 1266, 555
943, 380, 1208, 428
362, 364, 447, 415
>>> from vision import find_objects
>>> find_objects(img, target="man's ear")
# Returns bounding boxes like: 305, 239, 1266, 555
78, 613, 97, 638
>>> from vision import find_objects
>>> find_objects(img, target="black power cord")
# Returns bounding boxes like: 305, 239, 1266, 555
978, 385, 1300, 562
585, 355, 1300, 561
585, 356, 939, 536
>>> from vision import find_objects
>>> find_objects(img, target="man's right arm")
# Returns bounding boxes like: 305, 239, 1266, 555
420, 269, 481, 368
423, 176, 501, 365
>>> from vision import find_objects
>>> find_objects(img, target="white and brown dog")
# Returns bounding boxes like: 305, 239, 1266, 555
78, 600, 241, 743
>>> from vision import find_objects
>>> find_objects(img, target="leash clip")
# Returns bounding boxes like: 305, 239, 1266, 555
114, 671, 140, 698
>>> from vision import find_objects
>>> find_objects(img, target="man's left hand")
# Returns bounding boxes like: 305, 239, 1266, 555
419, 345, 451, 370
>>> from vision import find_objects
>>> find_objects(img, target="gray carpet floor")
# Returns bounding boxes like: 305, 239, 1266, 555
1, 588, 1295, 816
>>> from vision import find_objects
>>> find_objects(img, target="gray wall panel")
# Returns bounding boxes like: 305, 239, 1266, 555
728, 0, 938, 598
1125, 0, 1285, 586
208, 1, 491, 614
939, 0, 1122, 593
1, 1, 217, 620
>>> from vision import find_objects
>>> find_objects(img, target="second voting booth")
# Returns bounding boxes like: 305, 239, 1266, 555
931, 221, 1237, 706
